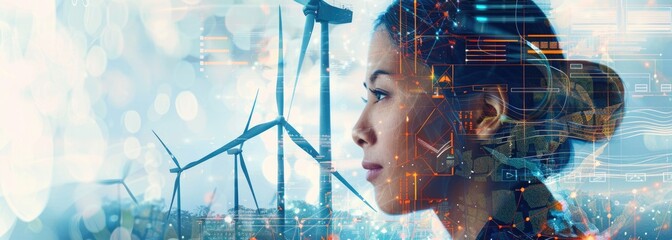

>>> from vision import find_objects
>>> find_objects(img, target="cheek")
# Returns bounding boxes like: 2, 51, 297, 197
373, 104, 410, 144
408, 99, 455, 172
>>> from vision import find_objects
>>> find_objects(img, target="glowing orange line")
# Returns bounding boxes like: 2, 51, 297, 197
466, 45, 506, 47
466, 55, 507, 57
414, 174, 417, 201
465, 59, 507, 62
527, 34, 564, 37
527, 50, 564, 54
466, 49, 506, 52
203, 49, 230, 53
202, 36, 228, 40
482, 39, 519, 43
203, 61, 248, 65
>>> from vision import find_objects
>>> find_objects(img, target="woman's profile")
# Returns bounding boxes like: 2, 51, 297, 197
351, 0, 625, 239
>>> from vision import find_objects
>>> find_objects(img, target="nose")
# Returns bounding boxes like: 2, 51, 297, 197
352, 110, 375, 148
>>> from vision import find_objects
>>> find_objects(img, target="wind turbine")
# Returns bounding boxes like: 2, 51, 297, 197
227, 89, 262, 239
97, 162, 138, 239
152, 130, 184, 240
203, 187, 217, 218
156, 6, 373, 239
288, 0, 353, 237
97, 162, 139, 205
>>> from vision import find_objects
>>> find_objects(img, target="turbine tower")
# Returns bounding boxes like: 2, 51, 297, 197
97, 162, 139, 205
227, 90, 261, 239
152, 130, 184, 239
289, 0, 353, 237
203, 187, 217, 218
155, 6, 372, 239
97, 162, 139, 239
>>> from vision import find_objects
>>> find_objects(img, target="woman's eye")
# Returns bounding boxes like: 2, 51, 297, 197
373, 91, 387, 102
361, 88, 389, 104
371, 89, 388, 103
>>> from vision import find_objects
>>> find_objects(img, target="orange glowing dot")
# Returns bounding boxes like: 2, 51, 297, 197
584, 236, 594, 240
537, 234, 542, 237
512, 224, 516, 228
488, 216, 493, 221
520, 187, 525, 192
525, 217, 530, 222
607, 213, 612, 218
498, 225, 503, 229
328, 234, 340, 240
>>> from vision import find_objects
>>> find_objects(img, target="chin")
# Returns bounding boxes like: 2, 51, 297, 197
374, 191, 405, 215
377, 203, 404, 215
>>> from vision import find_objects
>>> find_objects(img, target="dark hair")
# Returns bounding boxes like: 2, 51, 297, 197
375, 0, 625, 178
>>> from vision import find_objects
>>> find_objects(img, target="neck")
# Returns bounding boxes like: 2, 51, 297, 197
432, 178, 570, 239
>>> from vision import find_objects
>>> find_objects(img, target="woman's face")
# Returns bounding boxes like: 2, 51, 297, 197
352, 27, 457, 214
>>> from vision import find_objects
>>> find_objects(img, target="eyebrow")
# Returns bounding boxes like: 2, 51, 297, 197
364, 69, 391, 88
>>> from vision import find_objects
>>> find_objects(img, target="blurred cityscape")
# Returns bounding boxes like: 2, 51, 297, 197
49, 190, 670, 239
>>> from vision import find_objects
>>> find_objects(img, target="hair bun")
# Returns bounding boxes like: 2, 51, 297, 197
555, 61, 625, 142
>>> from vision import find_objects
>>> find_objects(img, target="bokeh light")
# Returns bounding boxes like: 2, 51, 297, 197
0, 198, 17, 238
261, 155, 292, 185
123, 110, 142, 134
175, 91, 199, 121
63, 116, 106, 182
153, 93, 171, 115
123, 137, 142, 160
81, 206, 106, 233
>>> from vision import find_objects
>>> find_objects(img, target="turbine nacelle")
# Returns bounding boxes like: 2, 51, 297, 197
227, 148, 242, 155
98, 179, 122, 185
294, 0, 352, 24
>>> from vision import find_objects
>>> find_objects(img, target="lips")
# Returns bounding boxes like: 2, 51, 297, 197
362, 161, 383, 181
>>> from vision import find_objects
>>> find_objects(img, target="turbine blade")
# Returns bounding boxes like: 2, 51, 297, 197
122, 161, 132, 180
182, 119, 279, 171
270, 192, 277, 207
277, 6, 285, 117
287, 13, 315, 119
332, 170, 377, 212
122, 182, 139, 204
293, 0, 309, 5
97, 179, 120, 185
284, 121, 377, 212
244, 89, 260, 133
240, 89, 260, 149
152, 130, 181, 169
205, 188, 217, 217
166, 177, 179, 221
283, 121, 319, 158
239, 154, 260, 212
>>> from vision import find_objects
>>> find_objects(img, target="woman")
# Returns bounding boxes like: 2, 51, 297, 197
351, 0, 625, 239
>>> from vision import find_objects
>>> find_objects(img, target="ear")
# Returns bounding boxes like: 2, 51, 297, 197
473, 87, 507, 140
